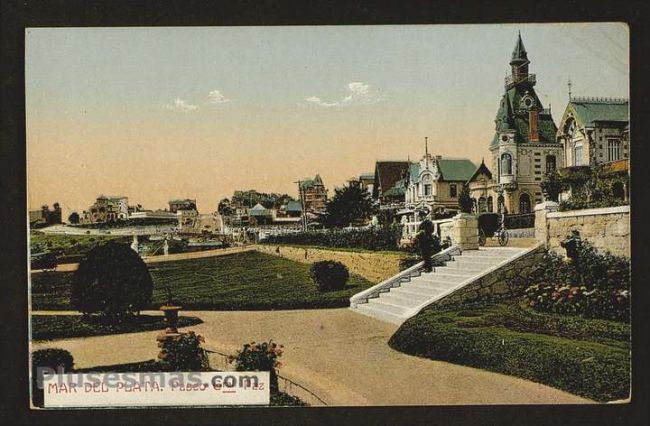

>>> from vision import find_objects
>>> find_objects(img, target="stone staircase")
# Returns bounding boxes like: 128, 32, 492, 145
349, 246, 527, 324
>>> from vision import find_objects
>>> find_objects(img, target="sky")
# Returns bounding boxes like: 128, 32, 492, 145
25, 23, 629, 217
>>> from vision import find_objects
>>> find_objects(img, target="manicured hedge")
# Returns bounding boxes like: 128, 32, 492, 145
388, 302, 630, 402
263, 227, 402, 251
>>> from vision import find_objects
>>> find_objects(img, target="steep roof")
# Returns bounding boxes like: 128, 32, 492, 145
510, 31, 529, 65
286, 200, 302, 212
373, 161, 410, 197
300, 174, 324, 189
383, 178, 407, 197
467, 159, 493, 183
490, 86, 558, 147
249, 203, 272, 216
570, 98, 629, 127
437, 158, 477, 181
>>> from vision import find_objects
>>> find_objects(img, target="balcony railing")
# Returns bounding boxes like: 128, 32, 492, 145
505, 73, 536, 88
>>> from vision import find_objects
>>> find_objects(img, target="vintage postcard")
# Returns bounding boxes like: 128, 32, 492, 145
26, 23, 630, 408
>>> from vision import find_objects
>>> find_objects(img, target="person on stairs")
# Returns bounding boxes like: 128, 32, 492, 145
416, 218, 440, 273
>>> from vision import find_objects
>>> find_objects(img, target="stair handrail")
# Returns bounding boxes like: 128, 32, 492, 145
349, 245, 461, 308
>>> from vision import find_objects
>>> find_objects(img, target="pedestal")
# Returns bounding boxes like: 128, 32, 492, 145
157, 305, 183, 360
452, 213, 479, 250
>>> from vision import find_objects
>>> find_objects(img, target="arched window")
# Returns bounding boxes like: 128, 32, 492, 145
501, 153, 512, 175
546, 155, 556, 173
478, 197, 487, 213
487, 196, 494, 212
519, 193, 531, 214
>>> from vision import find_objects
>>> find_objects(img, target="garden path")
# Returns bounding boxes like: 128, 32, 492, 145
32, 308, 589, 406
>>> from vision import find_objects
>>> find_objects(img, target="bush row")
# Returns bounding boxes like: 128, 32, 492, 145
262, 227, 402, 251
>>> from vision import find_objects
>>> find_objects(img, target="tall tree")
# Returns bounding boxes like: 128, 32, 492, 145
322, 183, 374, 228
68, 212, 80, 224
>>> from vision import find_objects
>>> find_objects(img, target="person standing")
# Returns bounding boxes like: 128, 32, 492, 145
416, 218, 435, 272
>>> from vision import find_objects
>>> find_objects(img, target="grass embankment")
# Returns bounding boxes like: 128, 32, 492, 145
31, 251, 374, 311
388, 301, 630, 402
31, 315, 203, 341
30, 231, 129, 261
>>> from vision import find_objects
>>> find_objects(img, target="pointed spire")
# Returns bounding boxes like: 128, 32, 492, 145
510, 31, 529, 65
568, 77, 572, 101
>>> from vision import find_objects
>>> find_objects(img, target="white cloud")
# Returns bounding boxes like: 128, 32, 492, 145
304, 82, 381, 107
163, 98, 199, 112
208, 89, 230, 104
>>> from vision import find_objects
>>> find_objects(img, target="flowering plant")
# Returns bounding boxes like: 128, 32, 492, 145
228, 340, 284, 392
159, 331, 210, 372
523, 242, 630, 321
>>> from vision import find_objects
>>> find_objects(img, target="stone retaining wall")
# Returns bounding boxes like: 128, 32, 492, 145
433, 243, 546, 308
536, 203, 629, 257
253, 245, 405, 283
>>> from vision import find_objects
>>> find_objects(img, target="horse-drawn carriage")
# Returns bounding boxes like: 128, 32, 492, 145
477, 212, 509, 247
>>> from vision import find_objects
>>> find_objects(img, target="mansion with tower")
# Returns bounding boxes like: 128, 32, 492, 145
470, 32, 564, 214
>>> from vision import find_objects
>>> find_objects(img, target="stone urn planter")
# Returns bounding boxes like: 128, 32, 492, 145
156, 305, 184, 359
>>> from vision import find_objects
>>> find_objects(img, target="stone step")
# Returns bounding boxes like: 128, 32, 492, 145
390, 285, 445, 299
401, 280, 455, 295
353, 302, 407, 324
417, 272, 470, 283
378, 291, 429, 308
366, 298, 410, 315
443, 260, 499, 271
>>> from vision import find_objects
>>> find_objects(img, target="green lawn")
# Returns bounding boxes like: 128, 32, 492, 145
30, 231, 129, 260
388, 301, 630, 402
31, 251, 374, 311
31, 315, 203, 341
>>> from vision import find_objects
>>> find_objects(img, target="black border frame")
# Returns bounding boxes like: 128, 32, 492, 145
1, 1, 649, 424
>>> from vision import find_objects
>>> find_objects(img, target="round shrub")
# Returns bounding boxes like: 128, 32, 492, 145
309, 260, 349, 292
31, 348, 74, 407
71, 241, 153, 319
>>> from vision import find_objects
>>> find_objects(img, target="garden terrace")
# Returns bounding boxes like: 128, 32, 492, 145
31, 251, 374, 311
388, 301, 630, 402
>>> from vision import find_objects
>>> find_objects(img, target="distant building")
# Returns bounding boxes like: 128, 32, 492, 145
81, 195, 128, 224
467, 160, 497, 213
358, 173, 375, 194
29, 203, 62, 228
556, 97, 629, 167
556, 97, 630, 202
284, 200, 303, 218
299, 174, 328, 211
249, 203, 275, 225
169, 199, 197, 213
372, 161, 411, 207
401, 152, 476, 237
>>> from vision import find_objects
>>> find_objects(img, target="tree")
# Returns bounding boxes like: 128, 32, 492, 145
322, 183, 374, 228
71, 241, 153, 319
458, 184, 473, 214
540, 171, 563, 202
217, 198, 233, 216
68, 212, 80, 224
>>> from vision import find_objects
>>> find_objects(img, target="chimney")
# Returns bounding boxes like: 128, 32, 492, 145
528, 109, 540, 142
